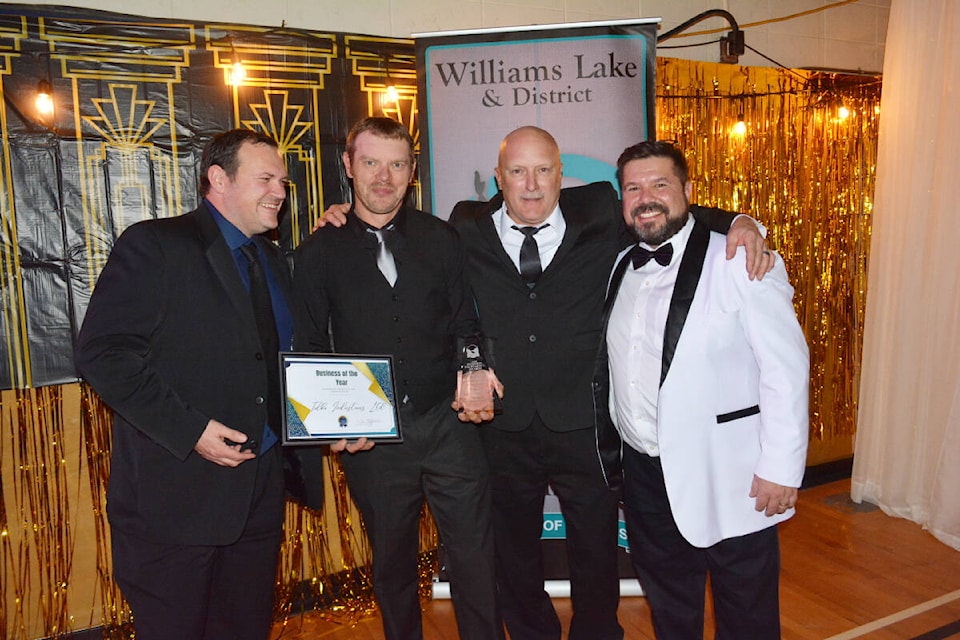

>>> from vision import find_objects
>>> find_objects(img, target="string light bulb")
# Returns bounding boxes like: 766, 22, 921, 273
385, 85, 399, 103
837, 105, 850, 120
731, 113, 747, 136
36, 79, 54, 117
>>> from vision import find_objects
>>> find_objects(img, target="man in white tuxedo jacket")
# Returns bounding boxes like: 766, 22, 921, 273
597, 141, 809, 639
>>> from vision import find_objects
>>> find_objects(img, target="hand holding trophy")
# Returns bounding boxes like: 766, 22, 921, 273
452, 336, 504, 423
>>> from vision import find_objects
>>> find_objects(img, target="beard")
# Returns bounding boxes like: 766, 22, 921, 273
629, 202, 688, 246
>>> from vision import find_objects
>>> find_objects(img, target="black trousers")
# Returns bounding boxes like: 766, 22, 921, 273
622, 445, 782, 640
111, 447, 284, 640
341, 398, 503, 640
480, 414, 623, 640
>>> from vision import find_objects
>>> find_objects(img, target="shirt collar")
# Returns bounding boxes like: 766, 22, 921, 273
638, 213, 694, 266
352, 205, 407, 235
493, 200, 565, 237
206, 199, 251, 251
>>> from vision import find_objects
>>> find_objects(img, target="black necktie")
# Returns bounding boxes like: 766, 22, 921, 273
240, 243, 281, 434
512, 224, 549, 288
631, 243, 674, 269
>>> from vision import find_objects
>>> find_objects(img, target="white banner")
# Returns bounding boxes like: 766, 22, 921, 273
415, 19, 659, 219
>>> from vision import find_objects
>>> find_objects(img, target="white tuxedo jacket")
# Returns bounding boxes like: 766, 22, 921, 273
604, 220, 809, 548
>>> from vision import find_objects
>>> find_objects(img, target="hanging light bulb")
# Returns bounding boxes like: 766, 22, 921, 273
229, 54, 246, 86
385, 85, 399, 103
36, 79, 54, 117
731, 113, 747, 136
837, 105, 850, 120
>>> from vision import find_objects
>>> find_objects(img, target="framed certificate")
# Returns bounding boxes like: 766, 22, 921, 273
280, 352, 403, 445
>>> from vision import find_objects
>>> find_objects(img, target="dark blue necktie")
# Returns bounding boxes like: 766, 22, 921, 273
631, 243, 674, 269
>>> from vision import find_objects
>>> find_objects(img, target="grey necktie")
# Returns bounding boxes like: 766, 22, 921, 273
371, 227, 398, 286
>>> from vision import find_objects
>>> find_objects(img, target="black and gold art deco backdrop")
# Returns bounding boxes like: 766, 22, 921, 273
0, 4, 879, 638
0, 4, 418, 390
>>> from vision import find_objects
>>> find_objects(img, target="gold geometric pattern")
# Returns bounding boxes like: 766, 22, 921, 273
241, 89, 312, 152
82, 84, 168, 150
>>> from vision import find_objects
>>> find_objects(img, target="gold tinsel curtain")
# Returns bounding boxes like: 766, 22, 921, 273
656, 58, 879, 464
1, 57, 879, 639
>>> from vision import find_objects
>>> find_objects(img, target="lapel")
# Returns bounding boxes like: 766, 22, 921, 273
474, 193, 524, 281
195, 204, 254, 323
660, 219, 709, 386
548, 190, 586, 277
601, 246, 634, 330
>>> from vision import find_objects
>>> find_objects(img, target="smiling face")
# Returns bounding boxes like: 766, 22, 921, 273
495, 127, 563, 227
205, 140, 288, 237
343, 130, 415, 227
620, 155, 692, 247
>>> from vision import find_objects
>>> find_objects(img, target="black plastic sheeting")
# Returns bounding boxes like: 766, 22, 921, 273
0, 4, 416, 389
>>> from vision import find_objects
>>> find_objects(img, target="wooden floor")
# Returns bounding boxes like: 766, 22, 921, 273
270, 479, 960, 639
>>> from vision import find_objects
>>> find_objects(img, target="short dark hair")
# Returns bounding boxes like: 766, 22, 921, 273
615, 140, 689, 190
199, 129, 279, 196
345, 117, 415, 163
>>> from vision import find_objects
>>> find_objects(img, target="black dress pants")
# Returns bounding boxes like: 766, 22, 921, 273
480, 414, 623, 640
111, 447, 284, 640
341, 398, 503, 640
622, 445, 782, 640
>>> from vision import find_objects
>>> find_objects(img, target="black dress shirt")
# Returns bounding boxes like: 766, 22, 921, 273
292, 206, 481, 413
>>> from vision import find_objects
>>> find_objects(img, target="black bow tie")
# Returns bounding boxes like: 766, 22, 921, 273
631, 243, 673, 268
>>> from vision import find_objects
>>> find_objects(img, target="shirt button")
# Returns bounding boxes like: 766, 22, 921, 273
393, 315, 400, 322
255, 396, 265, 404
528, 334, 537, 343
529, 292, 537, 300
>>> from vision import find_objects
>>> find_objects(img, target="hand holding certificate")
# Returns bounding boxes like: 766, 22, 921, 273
281, 353, 402, 445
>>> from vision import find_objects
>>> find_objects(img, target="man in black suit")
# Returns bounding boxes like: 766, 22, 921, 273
75, 129, 292, 640
448, 126, 771, 640
292, 117, 503, 640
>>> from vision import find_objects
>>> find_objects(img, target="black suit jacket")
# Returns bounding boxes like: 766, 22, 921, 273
450, 182, 628, 434
75, 203, 290, 545
450, 183, 737, 440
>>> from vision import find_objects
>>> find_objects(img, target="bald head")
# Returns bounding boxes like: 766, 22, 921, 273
495, 126, 563, 226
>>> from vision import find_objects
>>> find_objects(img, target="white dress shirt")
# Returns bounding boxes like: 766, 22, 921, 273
492, 203, 566, 272
606, 215, 694, 457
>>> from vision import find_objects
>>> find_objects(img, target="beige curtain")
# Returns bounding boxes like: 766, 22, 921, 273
852, 0, 960, 550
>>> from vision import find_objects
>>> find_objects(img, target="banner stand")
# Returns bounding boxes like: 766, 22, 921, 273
432, 579, 644, 599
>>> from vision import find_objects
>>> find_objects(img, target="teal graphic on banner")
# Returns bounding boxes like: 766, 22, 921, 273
541, 512, 630, 551
542, 513, 566, 540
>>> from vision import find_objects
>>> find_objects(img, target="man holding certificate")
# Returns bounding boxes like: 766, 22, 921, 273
291, 117, 504, 640
75, 129, 292, 640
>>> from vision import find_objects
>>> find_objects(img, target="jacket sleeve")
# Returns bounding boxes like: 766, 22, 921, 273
690, 204, 737, 234
291, 234, 334, 353
74, 223, 209, 460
